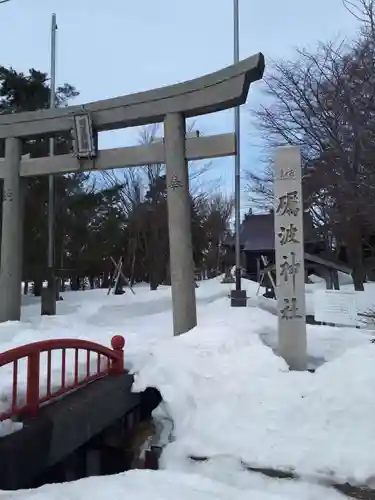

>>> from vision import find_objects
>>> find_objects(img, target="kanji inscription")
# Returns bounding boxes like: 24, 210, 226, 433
277, 223, 299, 245
3, 189, 13, 202
280, 297, 302, 320
276, 190, 300, 216
168, 174, 183, 191
280, 167, 296, 180
280, 252, 300, 293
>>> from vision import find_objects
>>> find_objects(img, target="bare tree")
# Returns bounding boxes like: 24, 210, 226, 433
247, 35, 375, 289
343, 0, 375, 37
100, 121, 231, 287
247, 41, 348, 213
102, 121, 215, 202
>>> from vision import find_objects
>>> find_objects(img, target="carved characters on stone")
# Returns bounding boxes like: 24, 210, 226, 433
168, 174, 183, 191
274, 169, 304, 328
279, 167, 296, 181
276, 190, 299, 217
3, 188, 13, 202
280, 252, 300, 293
280, 297, 302, 320
277, 223, 299, 246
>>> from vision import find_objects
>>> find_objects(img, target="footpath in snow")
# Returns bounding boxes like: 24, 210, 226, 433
0, 276, 374, 499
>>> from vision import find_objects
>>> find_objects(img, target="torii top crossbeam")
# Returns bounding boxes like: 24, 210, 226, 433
0, 53, 265, 139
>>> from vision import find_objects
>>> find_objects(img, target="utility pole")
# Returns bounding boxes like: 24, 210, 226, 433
230, 0, 247, 307
42, 13, 58, 315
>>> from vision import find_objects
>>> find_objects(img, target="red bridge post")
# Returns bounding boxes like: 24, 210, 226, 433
27, 351, 40, 417
111, 335, 125, 374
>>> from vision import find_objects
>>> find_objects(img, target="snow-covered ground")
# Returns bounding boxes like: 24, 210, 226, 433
0, 469, 348, 500
0, 276, 374, 499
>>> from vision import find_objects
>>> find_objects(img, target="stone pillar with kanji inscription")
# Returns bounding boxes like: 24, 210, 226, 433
0, 137, 23, 322
274, 146, 307, 370
164, 113, 197, 335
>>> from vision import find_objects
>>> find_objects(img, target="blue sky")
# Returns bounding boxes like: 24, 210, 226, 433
1, 0, 360, 209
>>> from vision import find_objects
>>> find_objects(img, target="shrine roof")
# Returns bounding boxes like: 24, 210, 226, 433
225, 212, 320, 251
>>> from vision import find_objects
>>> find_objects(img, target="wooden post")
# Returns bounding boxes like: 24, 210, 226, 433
256, 257, 261, 282
333, 269, 340, 290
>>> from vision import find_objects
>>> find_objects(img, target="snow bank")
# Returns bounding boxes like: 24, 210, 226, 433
0, 276, 374, 490
133, 295, 375, 485
0, 469, 346, 500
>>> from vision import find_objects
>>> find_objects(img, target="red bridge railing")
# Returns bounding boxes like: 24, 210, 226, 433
0, 335, 125, 422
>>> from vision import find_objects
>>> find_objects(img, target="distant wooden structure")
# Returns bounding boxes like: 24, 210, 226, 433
304, 252, 351, 290
224, 212, 326, 282
107, 257, 135, 296
258, 252, 351, 294
256, 255, 277, 298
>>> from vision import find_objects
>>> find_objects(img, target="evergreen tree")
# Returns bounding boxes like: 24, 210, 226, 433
0, 66, 79, 292
0, 66, 234, 293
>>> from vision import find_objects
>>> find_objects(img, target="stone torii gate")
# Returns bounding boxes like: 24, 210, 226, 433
0, 52, 265, 334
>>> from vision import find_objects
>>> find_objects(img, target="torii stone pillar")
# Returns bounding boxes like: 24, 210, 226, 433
164, 113, 197, 335
0, 137, 23, 322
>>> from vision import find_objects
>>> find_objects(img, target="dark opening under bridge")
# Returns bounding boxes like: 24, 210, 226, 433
0, 335, 161, 490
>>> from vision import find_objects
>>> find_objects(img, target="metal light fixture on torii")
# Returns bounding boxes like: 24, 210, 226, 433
0, 52, 265, 335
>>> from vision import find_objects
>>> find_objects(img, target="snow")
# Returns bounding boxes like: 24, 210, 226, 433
0, 275, 374, 498
0, 469, 347, 500
133, 296, 375, 485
